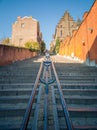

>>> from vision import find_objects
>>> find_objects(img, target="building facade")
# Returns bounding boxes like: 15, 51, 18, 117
50, 11, 81, 49
12, 16, 42, 47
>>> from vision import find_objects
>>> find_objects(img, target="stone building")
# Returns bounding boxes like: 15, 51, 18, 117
50, 11, 81, 49
12, 16, 42, 47
54, 11, 81, 41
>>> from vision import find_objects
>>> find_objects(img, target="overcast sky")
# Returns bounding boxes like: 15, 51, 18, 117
0, 0, 95, 49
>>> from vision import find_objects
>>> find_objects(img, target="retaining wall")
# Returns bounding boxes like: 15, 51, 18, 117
0, 45, 37, 66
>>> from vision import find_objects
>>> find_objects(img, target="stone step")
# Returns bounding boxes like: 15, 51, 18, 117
60, 82, 97, 86
53, 84, 97, 89
60, 79, 96, 83
0, 95, 97, 105
0, 103, 35, 117
55, 89, 97, 96
0, 117, 22, 130
0, 116, 33, 130
0, 80, 35, 84
0, 84, 34, 90
57, 108, 97, 129
0, 76, 36, 81
58, 73, 97, 76
0, 95, 30, 104
58, 75, 97, 79
0, 89, 32, 96
1, 83, 97, 88
60, 84, 97, 89
1, 88, 97, 96
58, 108, 97, 118
56, 96, 97, 105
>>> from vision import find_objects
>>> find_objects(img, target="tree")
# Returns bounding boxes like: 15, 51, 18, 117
50, 44, 55, 53
77, 18, 82, 26
55, 38, 60, 53
32, 42, 40, 51
40, 41, 46, 53
25, 41, 40, 51
2, 38, 10, 45
25, 41, 32, 49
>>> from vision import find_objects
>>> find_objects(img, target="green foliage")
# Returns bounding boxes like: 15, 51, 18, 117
10, 44, 15, 47
55, 38, 60, 53
2, 38, 10, 45
40, 41, 46, 53
25, 41, 40, 51
32, 42, 40, 51
77, 18, 82, 26
50, 44, 55, 53
25, 41, 32, 49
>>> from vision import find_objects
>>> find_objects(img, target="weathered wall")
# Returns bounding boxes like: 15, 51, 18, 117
0, 45, 37, 66
12, 16, 42, 47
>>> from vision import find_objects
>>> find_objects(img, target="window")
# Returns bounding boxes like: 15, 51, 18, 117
60, 30, 62, 37
19, 38, 23, 46
37, 31, 39, 36
21, 23, 24, 28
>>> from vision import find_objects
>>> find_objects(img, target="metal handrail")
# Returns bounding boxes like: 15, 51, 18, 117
20, 62, 43, 130
20, 55, 73, 130
51, 61, 74, 130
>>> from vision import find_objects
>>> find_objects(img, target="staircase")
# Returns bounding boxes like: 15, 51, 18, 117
0, 58, 40, 130
0, 57, 97, 130
54, 63, 97, 130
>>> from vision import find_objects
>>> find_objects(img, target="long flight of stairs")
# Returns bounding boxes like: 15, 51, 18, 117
0, 57, 97, 130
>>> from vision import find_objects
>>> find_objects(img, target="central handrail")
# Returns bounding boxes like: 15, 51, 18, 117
20, 55, 73, 130
20, 62, 43, 130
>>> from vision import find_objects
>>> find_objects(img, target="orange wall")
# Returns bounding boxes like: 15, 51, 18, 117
0, 45, 37, 66
59, 0, 97, 64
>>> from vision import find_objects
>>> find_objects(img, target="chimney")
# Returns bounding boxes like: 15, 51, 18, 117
17, 16, 21, 21
83, 12, 88, 20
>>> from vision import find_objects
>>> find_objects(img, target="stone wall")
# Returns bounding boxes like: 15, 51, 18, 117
12, 16, 42, 47
51, 11, 80, 47
0, 45, 37, 66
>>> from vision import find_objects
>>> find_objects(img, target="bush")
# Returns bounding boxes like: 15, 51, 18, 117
2, 38, 10, 45
55, 38, 60, 53
25, 41, 40, 51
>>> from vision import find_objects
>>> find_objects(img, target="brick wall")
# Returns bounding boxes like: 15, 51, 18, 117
0, 45, 37, 66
